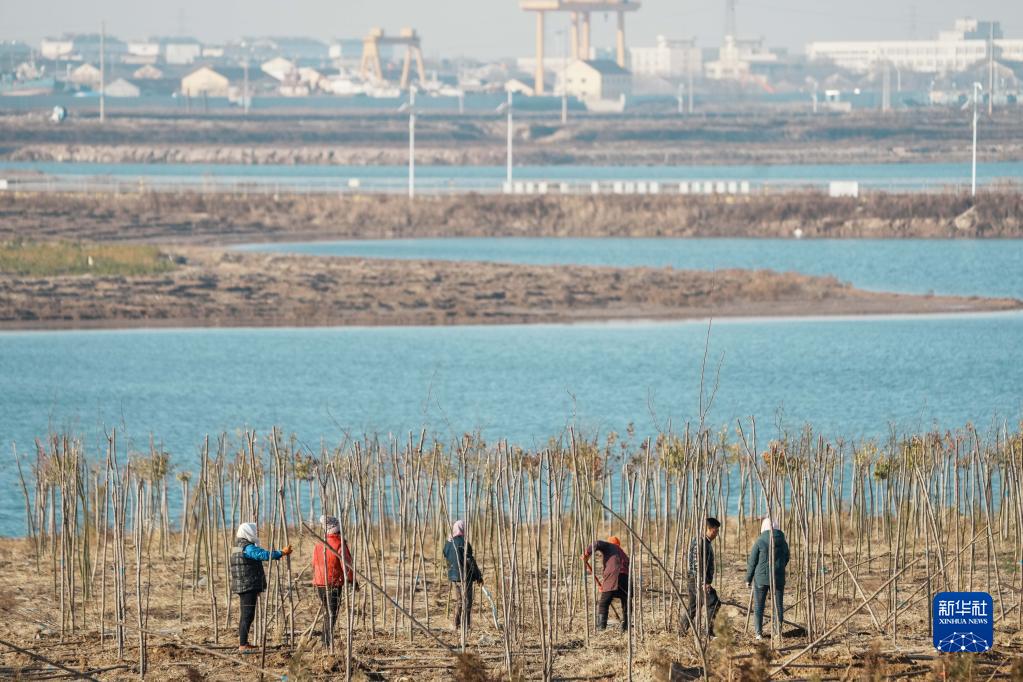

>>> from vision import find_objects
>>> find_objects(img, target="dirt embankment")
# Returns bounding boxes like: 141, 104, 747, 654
2, 191, 1022, 243
0, 248, 1017, 331
3, 110, 1023, 165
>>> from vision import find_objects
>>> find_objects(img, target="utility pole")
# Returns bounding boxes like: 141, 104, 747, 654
242, 60, 250, 115
408, 86, 416, 200
506, 90, 513, 186
677, 83, 684, 115
687, 60, 694, 113
971, 82, 981, 196
556, 28, 568, 124
988, 23, 995, 116
100, 21, 106, 123
881, 63, 891, 113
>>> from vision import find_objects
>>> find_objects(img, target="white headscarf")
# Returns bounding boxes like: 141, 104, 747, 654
236, 522, 258, 543
761, 517, 781, 533
448, 519, 466, 541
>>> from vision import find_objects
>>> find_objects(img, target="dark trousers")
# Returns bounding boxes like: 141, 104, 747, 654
318, 587, 343, 644
596, 579, 631, 630
753, 586, 784, 636
238, 590, 259, 645
452, 581, 474, 630
683, 580, 721, 635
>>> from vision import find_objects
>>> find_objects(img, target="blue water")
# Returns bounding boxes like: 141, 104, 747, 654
241, 238, 1023, 299
3, 160, 1021, 192
2, 239, 1023, 534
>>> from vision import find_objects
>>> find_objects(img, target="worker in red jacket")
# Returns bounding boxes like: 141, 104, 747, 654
312, 515, 356, 647
582, 535, 631, 632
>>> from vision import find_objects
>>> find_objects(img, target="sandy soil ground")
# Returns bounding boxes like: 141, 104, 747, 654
0, 247, 1018, 331
0, 533, 1019, 681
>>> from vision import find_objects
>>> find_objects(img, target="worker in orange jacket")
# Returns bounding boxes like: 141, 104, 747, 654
312, 515, 357, 646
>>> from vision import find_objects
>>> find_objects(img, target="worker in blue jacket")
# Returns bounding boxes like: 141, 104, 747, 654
230, 522, 292, 651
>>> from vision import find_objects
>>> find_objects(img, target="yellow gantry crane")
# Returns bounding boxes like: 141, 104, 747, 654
520, 0, 641, 94
359, 27, 426, 90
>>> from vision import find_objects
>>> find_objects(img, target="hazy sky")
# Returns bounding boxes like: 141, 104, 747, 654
3, 1, 1022, 58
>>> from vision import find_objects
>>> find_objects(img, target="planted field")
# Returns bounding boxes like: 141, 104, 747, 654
2, 422, 1021, 680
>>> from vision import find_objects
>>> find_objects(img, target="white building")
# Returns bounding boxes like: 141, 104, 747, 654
126, 41, 160, 64
181, 66, 229, 97
705, 36, 778, 81
629, 36, 701, 77
562, 59, 631, 101
807, 18, 1023, 74
40, 38, 74, 60
164, 39, 202, 65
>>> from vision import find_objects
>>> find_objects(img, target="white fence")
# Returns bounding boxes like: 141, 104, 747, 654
1, 174, 1012, 196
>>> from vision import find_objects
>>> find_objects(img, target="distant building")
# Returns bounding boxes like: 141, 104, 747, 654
261, 56, 296, 81
629, 36, 702, 77
15, 61, 44, 80
705, 36, 778, 81
133, 64, 164, 79
504, 78, 535, 96
807, 18, 1023, 74
562, 59, 631, 101
40, 38, 74, 60
68, 63, 102, 86
125, 41, 160, 64
163, 38, 203, 65
40, 34, 126, 63
246, 36, 328, 64
930, 61, 1022, 105
297, 67, 325, 89
181, 66, 229, 96
104, 78, 141, 97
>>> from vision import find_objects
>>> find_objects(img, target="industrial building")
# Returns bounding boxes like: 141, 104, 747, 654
807, 18, 1023, 74
628, 36, 701, 78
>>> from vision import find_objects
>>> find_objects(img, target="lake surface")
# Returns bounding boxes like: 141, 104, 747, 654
2, 238, 1023, 534
3, 159, 1020, 193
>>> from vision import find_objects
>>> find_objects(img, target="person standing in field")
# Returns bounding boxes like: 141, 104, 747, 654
582, 535, 632, 632
745, 516, 790, 641
312, 515, 357, 647
230, 522, 292, 652
682, 517, 722, 637
443, 519, 483, 631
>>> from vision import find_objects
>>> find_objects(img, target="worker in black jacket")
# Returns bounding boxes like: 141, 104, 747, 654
681, 517, 722, 637
443, 519, 483, 631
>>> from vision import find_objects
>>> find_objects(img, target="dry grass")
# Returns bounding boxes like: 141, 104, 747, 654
3, 191, 1023, 245
0, 239, 176, 276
